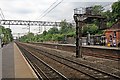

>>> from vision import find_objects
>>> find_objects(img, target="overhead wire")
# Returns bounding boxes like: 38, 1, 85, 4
103, 3, 113, 11
36, 0, 64, 33
0, 10, 4, 20
36, 0, 56, 31
39, 0, 64, 20
39, 0, 59, 19
0, 8, 5, 20
35, 0, 60, 32
0, 14, 3, 20
102, 3, 112, 8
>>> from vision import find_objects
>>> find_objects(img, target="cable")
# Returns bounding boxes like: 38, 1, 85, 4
0, 11, 4, 20
103, 3, 113, 11
0, 8, 5, 20
38, 0, 59, 19
0, 14, 3, 20
102, 3, 112, 8
39, 0, 63, 20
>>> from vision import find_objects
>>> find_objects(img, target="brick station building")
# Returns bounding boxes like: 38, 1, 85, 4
104, 19, 120, 47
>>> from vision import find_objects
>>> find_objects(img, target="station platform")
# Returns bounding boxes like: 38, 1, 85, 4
2, 42, 37, 79
0, 47, 2, 80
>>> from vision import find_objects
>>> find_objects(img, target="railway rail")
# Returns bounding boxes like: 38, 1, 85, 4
16, 42, 120, 80
18, 44, 68, 80
17, 43, 93, 79
30, 42, 120, 61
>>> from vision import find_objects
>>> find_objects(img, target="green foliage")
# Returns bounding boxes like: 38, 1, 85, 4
48, 27, 59, 34
91, 5, 104, 15
106, 22, 114, 27
42, 31, 47, 36
67, 31, 75, 37
19, 1, 120, 42
19, 33, 34, 42
91, 2, 120, 27
112, 1, 120, 20
102, 10, 112, 21
19, 20, 75, 42
51, 34, 64, 41
60, 20, 74, 34
0, 25, 13, 44
82, 24, 99, 36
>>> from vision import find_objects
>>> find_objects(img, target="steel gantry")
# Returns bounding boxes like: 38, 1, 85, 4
0, 20, 61, 26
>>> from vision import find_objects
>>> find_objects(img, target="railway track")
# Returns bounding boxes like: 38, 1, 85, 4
17, 42, 120, 80
18, 44, 68, 80
83, 51, 120, 61
30, 42, 120, 61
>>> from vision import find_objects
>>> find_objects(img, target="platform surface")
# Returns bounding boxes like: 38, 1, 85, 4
0, 47, 2, 79
2, 42, 37, 79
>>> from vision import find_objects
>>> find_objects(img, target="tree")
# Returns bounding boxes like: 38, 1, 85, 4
19, 19, 76, 42
112, 0, 120, 21
60, 20, 74, 34
5, 28, 13, 42
19, 32, 34, 42
102, 10, 112, 21
43, 30, 47, 36
82, 24, 98, 36
48, 27, 59, 34
91, 5, 104, 15
0, 26, 13, 44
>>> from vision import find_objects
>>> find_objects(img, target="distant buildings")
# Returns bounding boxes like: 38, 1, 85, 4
56, 19, 120, 47
104, 19, 120, 47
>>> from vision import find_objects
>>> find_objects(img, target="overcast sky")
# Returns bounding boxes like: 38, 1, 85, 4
0, 0, 118, 38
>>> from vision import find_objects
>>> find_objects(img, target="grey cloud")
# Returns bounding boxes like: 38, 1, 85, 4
40, 2, 113, 22
13, 8, 33, 14
63, 0, 117, 2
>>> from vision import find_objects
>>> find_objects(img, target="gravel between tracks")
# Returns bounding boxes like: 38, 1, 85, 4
25, 42, 120, 71
17, 42, 120, 79
19, 43, 93, 79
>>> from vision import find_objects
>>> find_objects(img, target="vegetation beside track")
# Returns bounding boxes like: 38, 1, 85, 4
0, 25, 13, 45
19, 1, 120, 43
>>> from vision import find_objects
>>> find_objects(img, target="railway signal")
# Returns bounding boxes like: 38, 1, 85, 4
73, 8, 85, 58
73, 7, 107, 58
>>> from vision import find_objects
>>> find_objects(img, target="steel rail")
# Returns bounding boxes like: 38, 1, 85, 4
18, 44, 68, 80
23, 43, 120, 79
37, 47, 120, 79
18, 43, 103, 79
18, 45, 47, 80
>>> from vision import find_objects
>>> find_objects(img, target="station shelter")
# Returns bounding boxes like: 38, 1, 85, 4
104, 19, 120, 47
